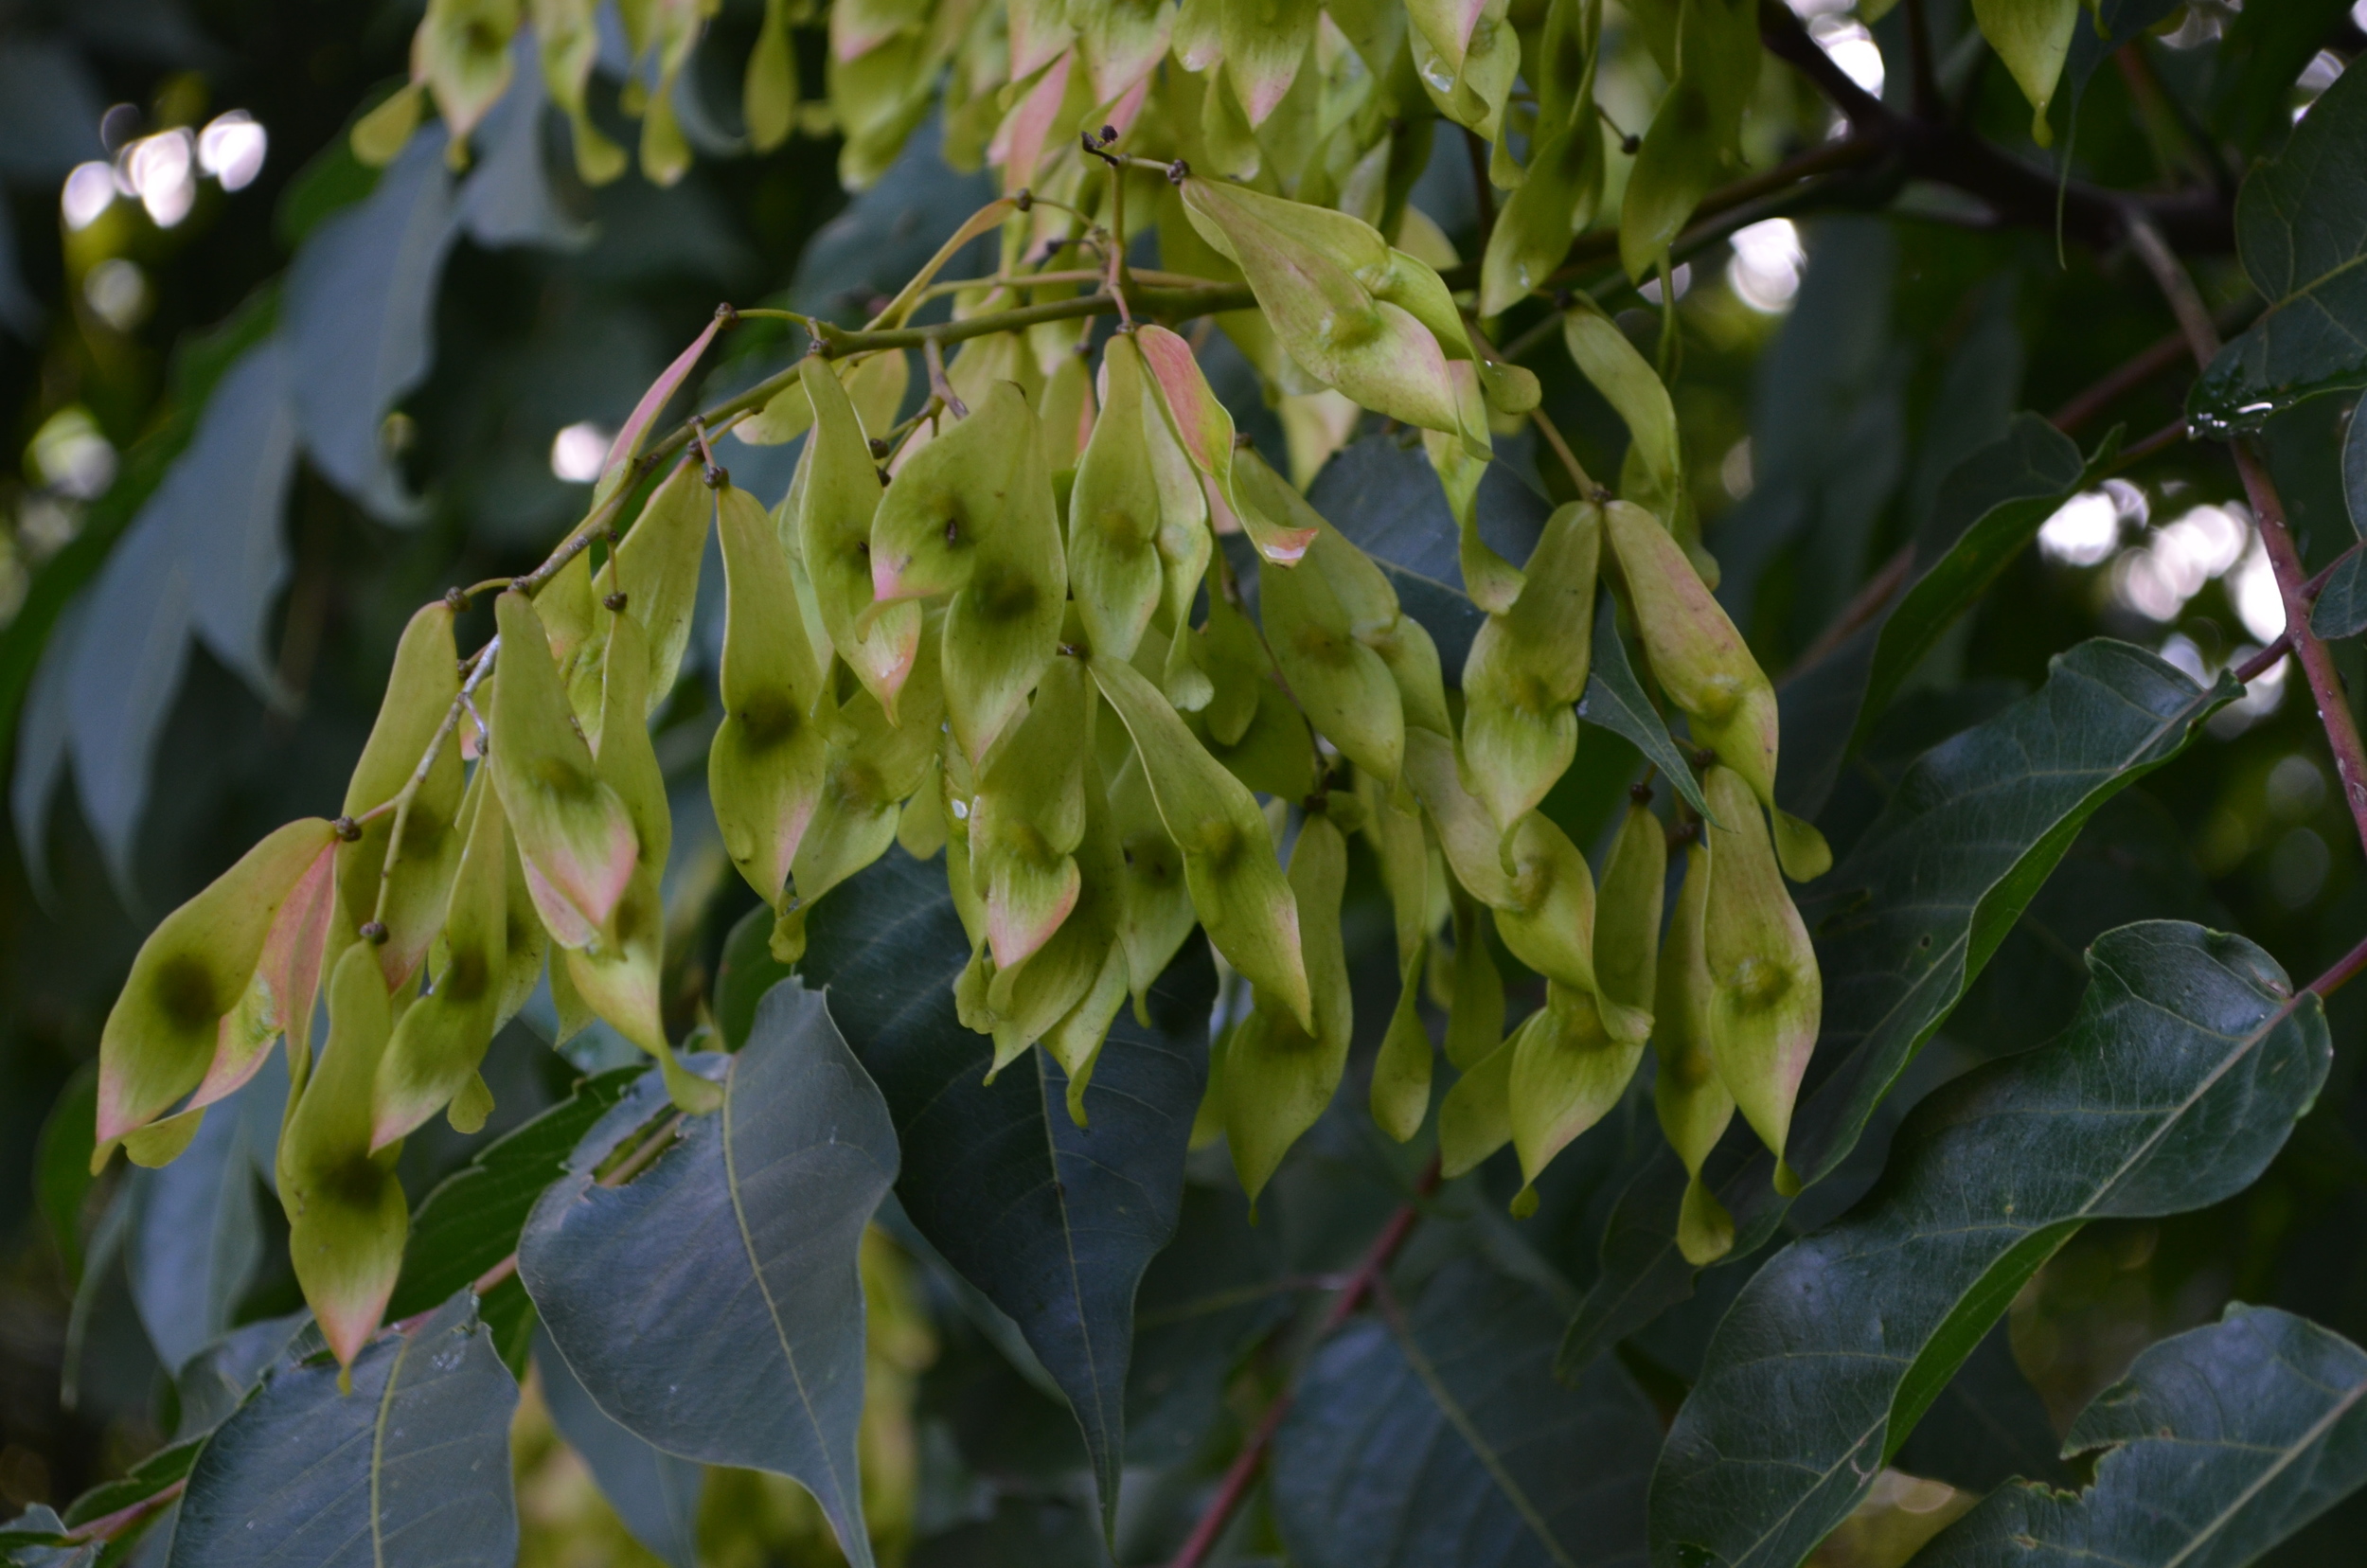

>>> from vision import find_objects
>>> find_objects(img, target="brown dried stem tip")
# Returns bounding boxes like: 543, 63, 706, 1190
603, 591, 629, 613
1629, 780, 1655, 804
331, 815, 363, 843
444, 586, 470, 612
361, 920, 390, 945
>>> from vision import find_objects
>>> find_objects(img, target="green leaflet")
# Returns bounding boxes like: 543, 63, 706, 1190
1223, 811, 1351, 1204
1460, 499, 1598, 835
339, 600, 468, 992
870, 381, 1066, 763
1618, 0, 1759, 280
277, 940, 407, 1370
1650, 922, 2330, 1568
1068, 334, 1167, 660
1558, 642, 2243, 1376
1700, 765, 1820, 1186
489, 591, 639, 948
2189, 61, 2367, 431
95, 816, 340, 1157
797, 354, 922, 710
1913, 1305, 2367, 1567
169, 1292, 520, 1562
711, 480, 830, 912
372, 769, 511, 1149
1653, 839, 1734, 1265
518, 984, 896, 1568
1090, 651, 1313, 1033
1969, 0, 2080, 145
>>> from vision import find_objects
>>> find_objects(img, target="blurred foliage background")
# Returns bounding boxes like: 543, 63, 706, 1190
0, 0, 2363, 1563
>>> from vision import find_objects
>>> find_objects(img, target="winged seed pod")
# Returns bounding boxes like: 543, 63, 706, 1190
372, 770, 511, 1149
1223, 811, 1352, 1205
1618, 0, 1760, 281
775, 614, 951, 963
1067, 334, 1167, 660
798, 353, 923, 711
94, 817, 341, 1164
1179, 176, 1471, 450
1655, 837, 1736, 1264
563, 609, 721, 1115
1237, 447, 1451, 740
711, 480, 830, 911
974, 763, 1127, 1085
277, 941, 408, 1372
1366, 768, 1439, 1142
339, 601, 468, 993
1594, 795, 1666, 1030
1090, 652, 1312, 1033
1701, 765, 1821, 1193
1508, 980, 1646, 1203
869, 381, 1066, 764
970, 653, 1092, 970
1133, 324, 1316, 566
531, 0, 626, 182
1424, 424, 1525, 614
1109, 743, 1197, 1025
1477, 0, 1603, 318
1971, 0, 2078, 146
1461, 500, 1599, 836
1442, 889, 1507, 1071
1603, 500, 1830, 881
1255, 525, 1406, 789
1403, 727, 1646, 1041
598, 456, 711, 722
417, 0, 518, 151
489, 592, 639, 948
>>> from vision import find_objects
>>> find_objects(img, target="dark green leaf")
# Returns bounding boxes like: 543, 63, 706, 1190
1561, 642, 2239, 1373
2313, 548, 2367, 640
32, 1064, 95, 1288
1272, 1258, 1658, 1568
519, 983, 896, 1568
533, 1327, 702, 1568
169, 1291, 520, 1568
172, 1314, 307, 1440
125, 1086, 260, 1374
59, 1438, 202, 1530
1913, 1304, 2367, 1567
1889, 1321, 2072, 1496
2189, 61, 2367, 434
1125, 1184, 1290, 1465
2344, 392, 2367, 538
386, 1064, 642, 1321
716, 902, 793, 1050
798, 849, 1216, 1535
908, 1500, 1114, 1568
1650, 922, 2331, 1568
1580, 596, 1714, 823
1778, 415, 2096, 820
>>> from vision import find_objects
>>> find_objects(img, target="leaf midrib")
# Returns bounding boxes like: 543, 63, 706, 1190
1721, 963, 2303, 1568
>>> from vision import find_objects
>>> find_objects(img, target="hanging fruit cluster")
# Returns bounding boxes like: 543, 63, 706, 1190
82, 0, 1900, 1368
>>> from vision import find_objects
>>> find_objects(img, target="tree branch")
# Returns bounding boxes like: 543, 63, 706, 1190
1754, 0, 2233, 254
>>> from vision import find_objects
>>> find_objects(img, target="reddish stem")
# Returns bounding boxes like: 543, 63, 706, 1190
1164, 1156, 1443, 1568
2230, 443, 2367, 861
